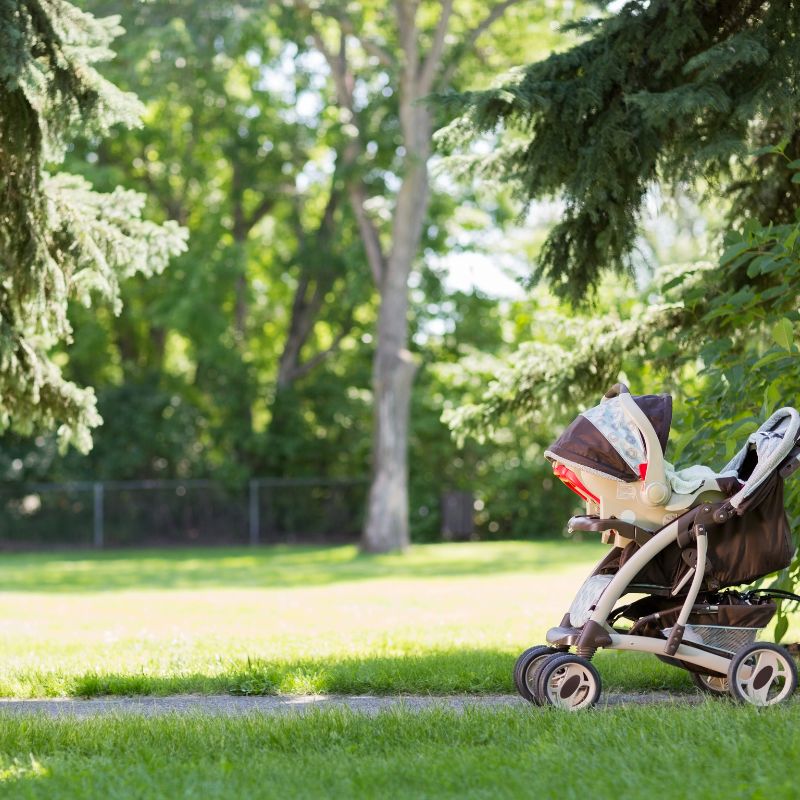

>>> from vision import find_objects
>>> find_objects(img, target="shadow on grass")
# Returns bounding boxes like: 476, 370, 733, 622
0, 541, 605, 593
61, 649, 691, 699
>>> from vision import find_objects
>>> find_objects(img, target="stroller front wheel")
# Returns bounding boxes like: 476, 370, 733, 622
537, 654, 602, 711
727, 642, 798, 707
514, 646, 560, 704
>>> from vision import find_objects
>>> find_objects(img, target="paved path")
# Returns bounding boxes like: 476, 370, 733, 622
0, 692, 708, 717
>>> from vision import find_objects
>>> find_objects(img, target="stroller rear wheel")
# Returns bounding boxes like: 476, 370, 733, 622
536, 654, 602, 711
514, 646, 560, 704
690, 671, 729, 696
727, 642, 798, 706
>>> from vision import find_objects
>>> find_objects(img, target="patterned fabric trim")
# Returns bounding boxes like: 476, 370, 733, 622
581, 396, 647, 473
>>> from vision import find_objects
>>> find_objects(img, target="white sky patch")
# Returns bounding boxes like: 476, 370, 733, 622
431, 198, 564, 299
435, 250, 528, 298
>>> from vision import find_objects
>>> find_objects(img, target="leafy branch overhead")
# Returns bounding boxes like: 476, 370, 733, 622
441, 0, 800, 300
448, 155, 800, 457
0, 0, 187, 450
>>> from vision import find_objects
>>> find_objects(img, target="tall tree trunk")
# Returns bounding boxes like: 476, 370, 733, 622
361, 107, 431, 552
295, 0, 503, 551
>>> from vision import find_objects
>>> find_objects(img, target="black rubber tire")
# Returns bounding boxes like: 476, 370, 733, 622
536, 654, 602, 710
513, 646, 560, 704
727, 642, 798, 707
690, 671, 729, 696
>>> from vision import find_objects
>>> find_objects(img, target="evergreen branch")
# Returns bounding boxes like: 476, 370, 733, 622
443, 0, 800, 300
445, 302, 687, 443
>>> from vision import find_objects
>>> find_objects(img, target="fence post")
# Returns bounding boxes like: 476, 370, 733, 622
249, 480, 259, 546
93, 482, 104, 548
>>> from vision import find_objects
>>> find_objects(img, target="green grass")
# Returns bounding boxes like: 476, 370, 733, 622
1, 540, 798, 698
0, 540, 604, 591
0, 540, 717, 697
1, 704, 798, 799
2, 541, 799, 799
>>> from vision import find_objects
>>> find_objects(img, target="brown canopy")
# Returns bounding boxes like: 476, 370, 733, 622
546, 393, 672, 482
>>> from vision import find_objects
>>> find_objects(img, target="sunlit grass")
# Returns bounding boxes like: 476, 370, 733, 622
1, 705, 799, 799
0, 541, 796, 698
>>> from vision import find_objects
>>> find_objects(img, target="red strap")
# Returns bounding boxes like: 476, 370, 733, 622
553, 464, 600, 504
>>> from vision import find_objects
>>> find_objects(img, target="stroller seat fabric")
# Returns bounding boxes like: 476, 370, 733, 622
547, 386, 797, 594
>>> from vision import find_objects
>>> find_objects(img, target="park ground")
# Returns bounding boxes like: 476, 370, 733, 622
0, 541, 799, 797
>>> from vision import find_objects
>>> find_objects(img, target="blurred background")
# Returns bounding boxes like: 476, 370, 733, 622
1, 0, 592, 549
2, 0, 796, 559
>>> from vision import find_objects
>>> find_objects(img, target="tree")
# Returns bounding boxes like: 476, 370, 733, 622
0, 0, 186, 450
443, 0, 800, 449
443, 0, 800, 299
443, 0, 800, 618
60, 0, 376, 480
291, 0, 565, 552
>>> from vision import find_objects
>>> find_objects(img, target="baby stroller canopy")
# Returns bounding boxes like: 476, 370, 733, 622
546, 387, 672, 483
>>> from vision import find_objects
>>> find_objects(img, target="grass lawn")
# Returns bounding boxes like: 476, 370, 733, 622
1, 540, 799, 799
1, 705, 799, 799
1, 540, 799, 698
0, 539, 732, 697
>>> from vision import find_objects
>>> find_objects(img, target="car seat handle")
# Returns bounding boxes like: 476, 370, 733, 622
604, 383, 631, 399
617, 391, 670, 506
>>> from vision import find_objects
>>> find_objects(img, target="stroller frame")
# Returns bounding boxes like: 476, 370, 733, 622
515, 385, 800, 709
551, 514, 728, 674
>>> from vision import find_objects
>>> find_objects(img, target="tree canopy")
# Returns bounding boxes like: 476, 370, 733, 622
444, 0, 800, 623
0, 0, 581, 545
443, 0, 800, 299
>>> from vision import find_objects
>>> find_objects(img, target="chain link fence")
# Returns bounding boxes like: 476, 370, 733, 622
0, 478, 368, 550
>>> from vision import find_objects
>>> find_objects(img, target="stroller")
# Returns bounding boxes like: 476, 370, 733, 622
514, 383, 800, 709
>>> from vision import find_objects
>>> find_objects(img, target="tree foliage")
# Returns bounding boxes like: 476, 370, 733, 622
448, 151, 800, 630
442, 0, 800, 299
0, 0, 186, 449
12, 0, 574, 529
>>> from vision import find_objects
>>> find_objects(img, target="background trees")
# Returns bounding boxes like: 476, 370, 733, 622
0, 0, 577, 545
2, 0, 577, 548
286, 0, 569, 551
0, 0, 186, 449
7, 0, 798, 571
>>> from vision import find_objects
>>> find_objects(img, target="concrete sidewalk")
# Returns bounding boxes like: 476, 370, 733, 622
0, 692, 708, 717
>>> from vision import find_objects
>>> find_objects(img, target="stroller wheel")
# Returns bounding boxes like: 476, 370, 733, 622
727, 642, 798, 707
536, 654, 601, 711
514, 646, 560, 704
690, 671, 729, 696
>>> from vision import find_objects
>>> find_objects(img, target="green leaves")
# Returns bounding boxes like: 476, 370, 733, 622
719, 241, 752, 266
774, 612, 789, 643
772, 318, 794, 351
446, 0, 800, 301
752, 139, 790, 158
